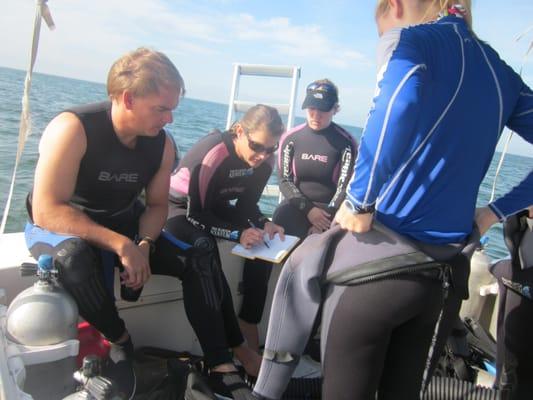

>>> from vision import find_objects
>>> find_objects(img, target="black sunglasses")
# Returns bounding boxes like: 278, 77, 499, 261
306, 82, 337, 94
245, 131, 279, 154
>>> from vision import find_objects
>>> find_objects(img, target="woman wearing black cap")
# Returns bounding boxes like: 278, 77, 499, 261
273, 79, 358, 238
214, 91, 354, 366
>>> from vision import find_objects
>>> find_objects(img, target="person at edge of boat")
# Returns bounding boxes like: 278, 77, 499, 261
274, 78, 357, 238
24, 47, 185, 400
165, 104, 285, 399
490, 205, 533, 400
252, 1, 533, 400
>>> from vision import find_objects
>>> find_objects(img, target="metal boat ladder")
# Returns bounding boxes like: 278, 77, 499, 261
225, 63, 301, 131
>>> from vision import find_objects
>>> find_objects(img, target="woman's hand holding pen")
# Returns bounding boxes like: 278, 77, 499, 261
240, 220, 285, 249
241, 227, 266, 249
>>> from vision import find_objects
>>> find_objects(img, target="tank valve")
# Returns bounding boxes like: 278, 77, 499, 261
71, 355, 120, 399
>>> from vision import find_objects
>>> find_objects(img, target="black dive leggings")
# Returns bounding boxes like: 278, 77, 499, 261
272, 200, 312, 238
321, 276, 444, 400
164, 214, 272, 367
167, 206, 272, 325
273, 199, 333, 238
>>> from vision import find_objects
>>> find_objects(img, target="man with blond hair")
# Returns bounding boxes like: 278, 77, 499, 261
25, 47, 185, 399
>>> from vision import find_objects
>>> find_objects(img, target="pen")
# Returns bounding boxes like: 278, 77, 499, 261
247, 219, 270, 248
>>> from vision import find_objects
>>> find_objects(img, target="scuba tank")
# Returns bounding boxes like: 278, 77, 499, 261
7, 254, 78, 344
6, 254, 80, 399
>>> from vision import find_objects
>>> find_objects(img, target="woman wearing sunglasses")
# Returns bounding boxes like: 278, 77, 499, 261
273, 79, 357, 239
164, 104, 285, 398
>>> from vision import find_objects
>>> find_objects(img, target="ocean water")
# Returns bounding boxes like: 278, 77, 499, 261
1, 66, 531, 260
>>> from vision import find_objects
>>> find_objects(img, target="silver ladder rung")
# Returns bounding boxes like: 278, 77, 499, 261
233, 100, 290, 115
238, 64, 298, 78
226, 63, 301, 131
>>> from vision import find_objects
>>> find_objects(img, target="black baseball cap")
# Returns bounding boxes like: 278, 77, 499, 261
301, 81, 338, 112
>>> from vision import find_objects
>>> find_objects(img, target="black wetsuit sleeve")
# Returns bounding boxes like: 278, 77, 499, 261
327, 144, 356, 213
278, 139, 314, 215
183, 151, 272, 241
185, 165, 243, 242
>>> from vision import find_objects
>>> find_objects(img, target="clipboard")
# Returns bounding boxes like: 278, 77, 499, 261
231, 234, 300, 264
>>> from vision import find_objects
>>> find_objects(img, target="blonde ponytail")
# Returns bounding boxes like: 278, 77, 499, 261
375, 0, 473, 30
435, 0, 472, 29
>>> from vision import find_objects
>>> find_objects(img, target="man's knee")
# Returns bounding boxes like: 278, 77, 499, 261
53, 239, 113, 317
54, 239, 100, 285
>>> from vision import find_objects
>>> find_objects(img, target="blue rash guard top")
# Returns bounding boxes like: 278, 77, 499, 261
346, 15, 533, 244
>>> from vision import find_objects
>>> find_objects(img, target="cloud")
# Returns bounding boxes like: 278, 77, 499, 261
2, 0, 371, 77
224, 13, 369, 69
52, 0, 225, 53
1, 0, 376, 121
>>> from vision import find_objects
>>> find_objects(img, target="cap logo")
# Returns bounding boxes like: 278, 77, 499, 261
313, 93, 323, 99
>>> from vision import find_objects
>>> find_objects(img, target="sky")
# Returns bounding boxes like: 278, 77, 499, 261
1, 0, 532, 156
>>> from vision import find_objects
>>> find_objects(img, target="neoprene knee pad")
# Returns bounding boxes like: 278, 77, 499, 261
183, 238, 225, 307
192, 249, 222, 279
193, 236, 216, 252
55, 239, 100, 285
189, 236, 220, 275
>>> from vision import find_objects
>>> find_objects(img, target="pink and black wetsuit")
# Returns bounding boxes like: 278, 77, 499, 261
166, 129, 274, 367
169, 129, 273, 241
274, 122, 357, 237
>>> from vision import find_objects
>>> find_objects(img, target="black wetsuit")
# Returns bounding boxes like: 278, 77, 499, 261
25, 101, 187, 343
167, 129, 274, 367
274, 122, 356, 238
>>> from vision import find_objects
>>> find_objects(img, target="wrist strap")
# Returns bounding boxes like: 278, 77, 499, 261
135, 235, 156, 253
343, 199, 375, 215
